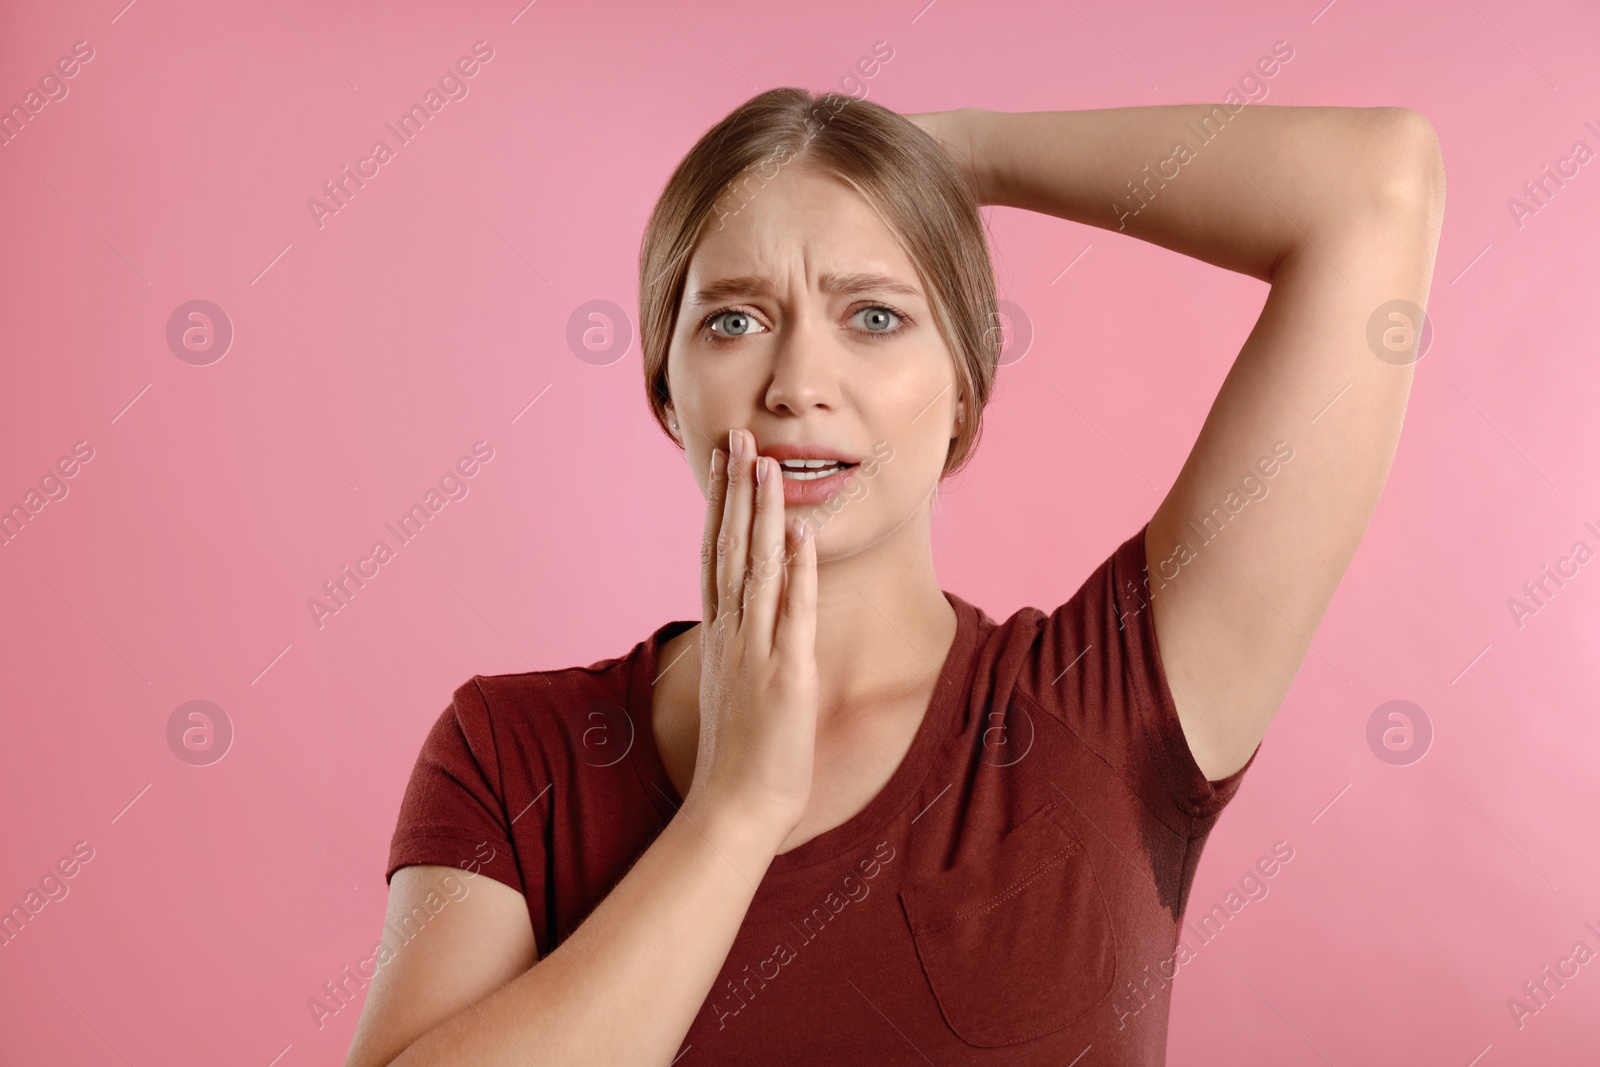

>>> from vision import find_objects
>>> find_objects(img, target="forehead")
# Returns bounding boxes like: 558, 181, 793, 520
682, 166, 923, 305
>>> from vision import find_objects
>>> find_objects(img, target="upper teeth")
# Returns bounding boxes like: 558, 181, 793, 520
777, 458, 845, 480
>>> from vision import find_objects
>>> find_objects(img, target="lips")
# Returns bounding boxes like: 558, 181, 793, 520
744, 440, 864, 506
776, 461, 858, 506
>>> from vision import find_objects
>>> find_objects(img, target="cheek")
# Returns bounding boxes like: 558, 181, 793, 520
866, 393, 948, 478
894, 413, 955, 482
853, 433, 942, 515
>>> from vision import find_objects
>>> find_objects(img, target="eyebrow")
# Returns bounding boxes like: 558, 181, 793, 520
686, 271, 923, 307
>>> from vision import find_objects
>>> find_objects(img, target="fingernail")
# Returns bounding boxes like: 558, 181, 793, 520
729, 428, 744, 460
756, 455, 767, 486
710, 448, 724, 479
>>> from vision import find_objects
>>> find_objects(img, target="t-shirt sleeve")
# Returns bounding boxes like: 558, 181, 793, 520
386, 676, 527, 895
1011, 521, 1259, 829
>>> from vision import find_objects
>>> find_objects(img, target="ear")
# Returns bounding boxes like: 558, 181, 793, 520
951, 395, 967, 440
664, 400, 681, 443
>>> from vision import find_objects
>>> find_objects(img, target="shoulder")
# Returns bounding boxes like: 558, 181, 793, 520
447, 646, 642, 760
964, 525, 1186, 772
459, 639, 637, 711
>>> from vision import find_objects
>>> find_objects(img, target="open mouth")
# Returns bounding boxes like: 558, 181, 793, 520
776, 459, 857, 481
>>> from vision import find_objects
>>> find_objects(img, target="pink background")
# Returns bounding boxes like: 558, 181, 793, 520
2, 0, 1597, 1062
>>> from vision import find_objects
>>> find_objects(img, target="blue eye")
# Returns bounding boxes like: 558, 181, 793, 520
857, 306, 902, 332
708, 310, 760, 338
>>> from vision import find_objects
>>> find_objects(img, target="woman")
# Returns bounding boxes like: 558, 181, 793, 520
345, 90, 1444, 1064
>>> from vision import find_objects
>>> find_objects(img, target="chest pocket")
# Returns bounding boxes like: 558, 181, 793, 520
897, 801, 1117, 1046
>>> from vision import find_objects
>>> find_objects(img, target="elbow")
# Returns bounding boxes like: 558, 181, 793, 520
1288, 107, 1446, 269
1368, 107, 1446, 222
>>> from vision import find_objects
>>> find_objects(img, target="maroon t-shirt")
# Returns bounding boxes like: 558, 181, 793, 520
387, 521, 1259, 1063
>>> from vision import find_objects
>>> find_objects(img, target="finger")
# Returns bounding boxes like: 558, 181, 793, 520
773, 514, 817, 671
717, 428, 755, 637
701, 446, 727, 628
742, 454, 786, 655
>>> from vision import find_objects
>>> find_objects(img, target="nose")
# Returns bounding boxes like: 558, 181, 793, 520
763, 311, 839, 418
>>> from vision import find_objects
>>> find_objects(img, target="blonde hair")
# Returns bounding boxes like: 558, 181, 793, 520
638, 88, 1000, 477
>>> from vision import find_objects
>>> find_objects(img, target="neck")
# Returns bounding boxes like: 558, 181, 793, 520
806, 505, 954, 722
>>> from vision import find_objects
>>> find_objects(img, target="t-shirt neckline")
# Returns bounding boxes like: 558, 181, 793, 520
626, 589, 978, 876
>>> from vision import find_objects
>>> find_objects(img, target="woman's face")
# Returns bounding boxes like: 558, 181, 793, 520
664, 164, 964, 561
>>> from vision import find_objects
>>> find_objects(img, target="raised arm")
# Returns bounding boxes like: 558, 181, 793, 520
920, 102, 1445, 780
